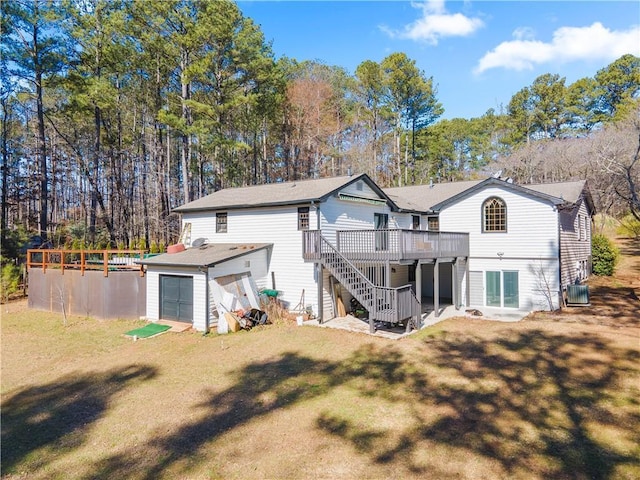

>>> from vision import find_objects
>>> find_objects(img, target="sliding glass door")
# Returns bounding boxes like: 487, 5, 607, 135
486, 271, 519, 308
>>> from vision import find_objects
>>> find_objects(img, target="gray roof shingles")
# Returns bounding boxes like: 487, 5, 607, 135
174, 174, 380, 213
142, 177, 590, 271
173, 173, 590, 216
525, 180, 587, 204
138, 243, 272, 268
387, 178, 589, 212
385, 180, 483, 212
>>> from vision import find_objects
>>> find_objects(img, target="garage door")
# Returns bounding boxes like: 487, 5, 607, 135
160, 275, 193, 322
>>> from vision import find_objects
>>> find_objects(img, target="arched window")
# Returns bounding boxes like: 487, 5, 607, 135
483, 197, 506, 232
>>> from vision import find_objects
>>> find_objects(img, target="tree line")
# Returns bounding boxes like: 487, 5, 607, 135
1, 0, 638, 254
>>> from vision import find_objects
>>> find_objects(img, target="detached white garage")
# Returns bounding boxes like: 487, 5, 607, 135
139, 242, 272, 332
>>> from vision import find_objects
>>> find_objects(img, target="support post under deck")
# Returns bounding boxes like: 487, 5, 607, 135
452, 259, 458, 310
434, 259, 440, 318
317, 263, 323, 323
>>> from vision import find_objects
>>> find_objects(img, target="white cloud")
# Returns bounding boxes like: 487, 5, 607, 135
475, 22, 640, 74
512, 27, 536, 41
381, 0, 484, 45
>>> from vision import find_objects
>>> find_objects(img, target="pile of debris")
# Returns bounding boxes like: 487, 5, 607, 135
223, 308, 270, 333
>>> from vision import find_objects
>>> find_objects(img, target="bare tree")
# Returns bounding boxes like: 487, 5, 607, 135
590, 107, 640, 220
529, 260, 559, 310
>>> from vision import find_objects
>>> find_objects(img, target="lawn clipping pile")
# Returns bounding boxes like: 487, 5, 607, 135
124, 323, 171, 339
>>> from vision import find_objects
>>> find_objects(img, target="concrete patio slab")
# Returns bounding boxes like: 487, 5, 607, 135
302, 304, 531, 339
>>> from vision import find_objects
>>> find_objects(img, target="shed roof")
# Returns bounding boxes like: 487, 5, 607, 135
138, 243, 272, 268
173, 173, 394, 213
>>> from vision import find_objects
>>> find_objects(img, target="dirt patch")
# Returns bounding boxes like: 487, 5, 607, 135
525, 235, 639, 329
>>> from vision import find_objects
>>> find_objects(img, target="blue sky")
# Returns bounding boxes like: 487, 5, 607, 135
237, 0, 640, 120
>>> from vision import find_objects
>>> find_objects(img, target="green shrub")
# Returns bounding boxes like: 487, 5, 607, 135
136, 237, 147, 251
592, 234, 619, 276
1, 226, 30, 259
1, 260, 21, 302
616, 214, 640, 238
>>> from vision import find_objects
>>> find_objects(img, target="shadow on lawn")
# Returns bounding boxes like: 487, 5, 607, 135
85, 330, 639, 480
87, 352, 339, 479
1, 365, 157, 474
384, 331, 640, 477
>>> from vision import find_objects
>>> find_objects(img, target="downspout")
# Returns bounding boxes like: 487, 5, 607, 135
205, 268, 209, 333
557, 208, 562, 310
314, 201, 323, 322
199, 265, 209, 333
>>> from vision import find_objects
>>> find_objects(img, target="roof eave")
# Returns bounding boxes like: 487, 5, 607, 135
137, 243, 273, 268
430, 177, 564, 212
173, 198, 324, 214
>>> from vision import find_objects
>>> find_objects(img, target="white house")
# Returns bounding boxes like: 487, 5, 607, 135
387, 177, 594, 313
141, 174, 409, 332
140, 173, 593, 333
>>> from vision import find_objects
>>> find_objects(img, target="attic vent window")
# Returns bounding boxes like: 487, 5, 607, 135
356, 181, 363, 191
338, 193, 386, 206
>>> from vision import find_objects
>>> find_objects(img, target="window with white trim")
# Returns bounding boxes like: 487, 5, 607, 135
482, 197, 506, 232
216, 212, 227, 233
298, 207, 309, 230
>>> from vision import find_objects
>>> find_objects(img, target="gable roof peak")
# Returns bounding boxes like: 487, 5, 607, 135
172, 172, 394, 213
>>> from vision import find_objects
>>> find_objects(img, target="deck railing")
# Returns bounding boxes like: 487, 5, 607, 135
27, 249, 146, 277
311, 234, 421, 330
303, 229, 469, 262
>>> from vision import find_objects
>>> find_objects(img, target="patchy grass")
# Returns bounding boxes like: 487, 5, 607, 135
2, 241, 639, 480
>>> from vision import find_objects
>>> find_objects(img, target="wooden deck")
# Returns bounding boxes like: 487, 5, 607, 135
303, 229, 469, 263
27, 249, 147, 277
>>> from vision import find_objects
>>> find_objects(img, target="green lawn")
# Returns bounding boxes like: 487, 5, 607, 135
2, 301, 639, 480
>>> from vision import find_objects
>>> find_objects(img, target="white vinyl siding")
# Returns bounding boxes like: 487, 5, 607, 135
559, 198, 592, 288
440, 186, 561, 311
467, 258, 559, 310
318, 194, 394, 245
182, 184, 396, 321
439, 186, 559, 260
341, 180, 383, 199
469, 271, 483, 306
183, 206, 317, 316
145, 265, 207, 330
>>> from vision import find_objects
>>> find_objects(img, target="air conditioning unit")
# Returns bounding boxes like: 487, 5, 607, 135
566, 284, 590, 306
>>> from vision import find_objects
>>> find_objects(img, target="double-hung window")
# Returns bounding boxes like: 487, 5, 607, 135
216, 212, 228, 233
298, 207, 309, 230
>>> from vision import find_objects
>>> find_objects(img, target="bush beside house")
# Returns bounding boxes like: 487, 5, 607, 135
591, 234, 619, 276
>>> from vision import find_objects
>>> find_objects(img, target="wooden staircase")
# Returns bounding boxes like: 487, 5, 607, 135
315, 234, 421, 333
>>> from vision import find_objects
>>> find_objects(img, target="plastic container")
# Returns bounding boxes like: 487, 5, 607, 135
167, 243, 185, 254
